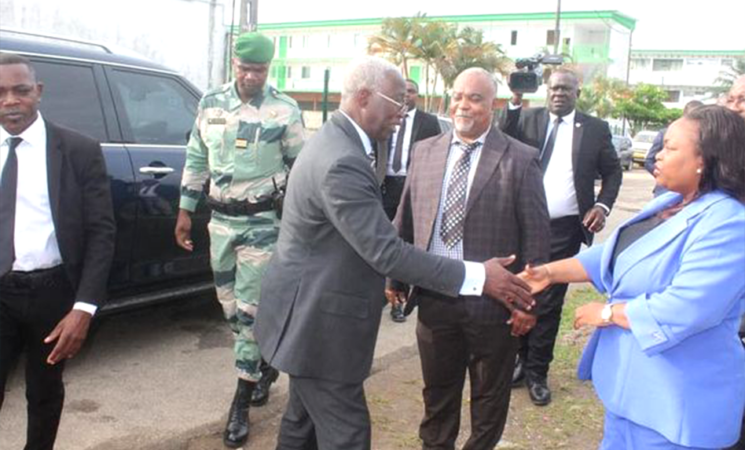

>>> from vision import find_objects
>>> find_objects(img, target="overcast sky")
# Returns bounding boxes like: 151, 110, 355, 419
259, 0, 744, 51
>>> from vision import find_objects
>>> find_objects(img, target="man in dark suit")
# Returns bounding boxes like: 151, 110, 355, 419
500, 68, 622, 406
254, 57, 537, 450
383, 78, 441, 323
0, 53, 115, 450
388, 67, 550, 450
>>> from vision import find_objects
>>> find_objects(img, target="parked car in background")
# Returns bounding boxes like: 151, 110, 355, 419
612, 135, 633, 171
631, 130, 659, 166
0, 29, 213, 313
437, 116, 453, 133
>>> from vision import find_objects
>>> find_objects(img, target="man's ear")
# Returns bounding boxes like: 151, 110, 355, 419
576, 88, 582, 99
357, 88, 372, 108
491, 97, 499, 111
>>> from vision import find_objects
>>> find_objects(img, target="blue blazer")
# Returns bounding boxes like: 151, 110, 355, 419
576, 191, 745, 448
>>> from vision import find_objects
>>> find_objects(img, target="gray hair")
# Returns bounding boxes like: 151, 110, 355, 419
341, 56, 403, 101
455, 67, 498, 99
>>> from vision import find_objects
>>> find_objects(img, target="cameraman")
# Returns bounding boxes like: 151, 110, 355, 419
499, 68, 622, 407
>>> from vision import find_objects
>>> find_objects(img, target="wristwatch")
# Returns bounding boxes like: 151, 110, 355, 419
601, 303, 614, 325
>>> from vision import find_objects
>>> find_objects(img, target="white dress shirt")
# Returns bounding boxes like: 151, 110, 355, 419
543, 109, 580, 219
0, 113, 97, 315
340, 112, 485, 296
386, 108, 417, 176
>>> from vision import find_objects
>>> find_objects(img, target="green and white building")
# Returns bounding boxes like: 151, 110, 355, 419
258, 10, 636, 110
629, 49, 745, 108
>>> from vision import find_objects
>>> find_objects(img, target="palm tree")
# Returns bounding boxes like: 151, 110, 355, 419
576, 75, 628, 119
411, 20, 456, 112
434, 27, 511, 113
367, 15, 425, 78
714, 57, 745, 93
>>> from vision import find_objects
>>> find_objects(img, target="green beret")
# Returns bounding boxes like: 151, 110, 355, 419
234, 32, 275, 64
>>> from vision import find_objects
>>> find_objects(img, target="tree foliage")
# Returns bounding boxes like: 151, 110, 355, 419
614, 84, 682, 135
576, 75, 628, 119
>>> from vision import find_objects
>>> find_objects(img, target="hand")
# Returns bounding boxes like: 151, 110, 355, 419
573, 302, 606, 329
507, 309, 536, 337
44, 310, 92, 365
175, 209, 194, 251
517, 264, 552, 294
385, 288, 407, 307
582, 206, 607, 233
483, 255, 535, 312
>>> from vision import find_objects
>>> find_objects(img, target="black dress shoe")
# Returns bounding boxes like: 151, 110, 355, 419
526, 375, 551, 406
511, 355, 525, 388
250, 366, 279, 407
224, 379, 255, 448
390, 304, 406, 323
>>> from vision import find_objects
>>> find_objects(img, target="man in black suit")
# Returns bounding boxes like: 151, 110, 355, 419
383, 79, 441, 322
0, 53, 115, 450
500, 68, 622, 406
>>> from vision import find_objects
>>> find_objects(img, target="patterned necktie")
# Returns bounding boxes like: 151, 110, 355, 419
440, 141, 482, 248
540, 116, 562, 173
392, 118, 407, 173
0, 137, 22, 276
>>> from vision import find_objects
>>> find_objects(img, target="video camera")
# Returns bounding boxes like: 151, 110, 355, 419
508, 53, 564, 94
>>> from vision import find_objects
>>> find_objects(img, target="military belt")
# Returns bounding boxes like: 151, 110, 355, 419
206, 197, 274, 216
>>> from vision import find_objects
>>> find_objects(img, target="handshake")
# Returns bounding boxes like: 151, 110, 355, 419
386, 256, 552, 337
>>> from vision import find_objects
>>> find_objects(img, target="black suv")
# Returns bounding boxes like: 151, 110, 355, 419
0, 30, 212, 312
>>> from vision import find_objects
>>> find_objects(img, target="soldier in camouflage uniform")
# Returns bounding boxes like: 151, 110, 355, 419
174, 32, 305, 448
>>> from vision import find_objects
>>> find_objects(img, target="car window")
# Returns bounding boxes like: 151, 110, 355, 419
31, 60, 108, 142
108, 69, 198, 145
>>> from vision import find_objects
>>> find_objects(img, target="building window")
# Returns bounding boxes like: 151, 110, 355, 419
721, 58, 734, 67
510, 30, 518, 46
652, 59, 683, 71
301, 66, 311, 79
286, 66, 292, 79
327, 35, 332, 47
546, 30, 556, 46
630, 58, 650, 70
288, 36, 293, 48
665, 90, 681, 102
563, 37, 571, 47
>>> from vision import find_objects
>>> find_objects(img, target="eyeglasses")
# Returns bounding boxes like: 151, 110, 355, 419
375, 91, 407, 112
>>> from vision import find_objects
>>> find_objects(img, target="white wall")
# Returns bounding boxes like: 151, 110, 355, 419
0, 0, 233, 91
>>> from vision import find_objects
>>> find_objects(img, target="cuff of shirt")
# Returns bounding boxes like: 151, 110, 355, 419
594, 202, 611, 216
73, 302, 98, 316
179, 196, 198, 213
459, 261, 485, 296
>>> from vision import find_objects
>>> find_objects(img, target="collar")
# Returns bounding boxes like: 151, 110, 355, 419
549, 109, 576, 124
0, 112, 45, 148
452, 125, 491, 147
229, 82, 268, 110
339, 110, 374, 157
406, 108, 416, 120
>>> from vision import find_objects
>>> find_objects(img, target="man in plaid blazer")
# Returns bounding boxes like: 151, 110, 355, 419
388, 68, 550, 449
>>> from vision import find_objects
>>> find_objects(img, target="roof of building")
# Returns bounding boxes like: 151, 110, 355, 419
631, 49, 745, 57
257, 10, 636, 32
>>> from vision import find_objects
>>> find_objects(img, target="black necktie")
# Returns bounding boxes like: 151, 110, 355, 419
392, 118, 408, 173
440, 141, 482, 248
540, 116, 562, 173
0, 137, 22, 276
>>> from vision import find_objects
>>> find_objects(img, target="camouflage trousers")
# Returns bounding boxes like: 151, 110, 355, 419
208, 212, 278, 382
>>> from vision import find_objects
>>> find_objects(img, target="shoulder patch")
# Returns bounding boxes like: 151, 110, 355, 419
268, 86, 299, 108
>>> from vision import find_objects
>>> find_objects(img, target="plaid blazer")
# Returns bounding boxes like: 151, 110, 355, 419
393, 126, 551, 321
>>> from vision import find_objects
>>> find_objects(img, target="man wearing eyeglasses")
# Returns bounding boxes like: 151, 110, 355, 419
255, 57, 539, 450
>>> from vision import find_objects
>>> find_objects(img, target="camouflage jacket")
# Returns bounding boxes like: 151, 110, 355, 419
179, 81, 305, 212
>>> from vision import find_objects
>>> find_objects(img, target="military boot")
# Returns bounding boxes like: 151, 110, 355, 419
250, 365, 279, 407
224, 378, 255, 448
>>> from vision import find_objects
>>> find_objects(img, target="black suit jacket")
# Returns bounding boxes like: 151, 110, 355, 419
406, 109, 440, 165
45, 120, 116, 306
499, 106, 622, 244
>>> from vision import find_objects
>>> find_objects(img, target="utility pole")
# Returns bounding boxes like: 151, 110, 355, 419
553, 0, 561, 55
239, 0, 258, 32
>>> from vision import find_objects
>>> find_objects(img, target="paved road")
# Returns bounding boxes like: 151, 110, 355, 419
0, 169, 655, 450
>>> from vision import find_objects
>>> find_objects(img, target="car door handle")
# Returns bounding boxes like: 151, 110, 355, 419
139, 166, 175, 175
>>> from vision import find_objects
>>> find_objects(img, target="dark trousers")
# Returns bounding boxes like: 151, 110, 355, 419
416, 293, 518, 450
382, 176, 407, 221
277, 375, 371, 450
519, 216, 585, 379
0, 266, 73, 450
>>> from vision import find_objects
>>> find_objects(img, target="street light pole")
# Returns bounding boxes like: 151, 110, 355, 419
239, 0, 257, 32
553, 0, 561, 55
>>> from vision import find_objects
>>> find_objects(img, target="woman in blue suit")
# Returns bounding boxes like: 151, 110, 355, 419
522, 105, 745, 449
